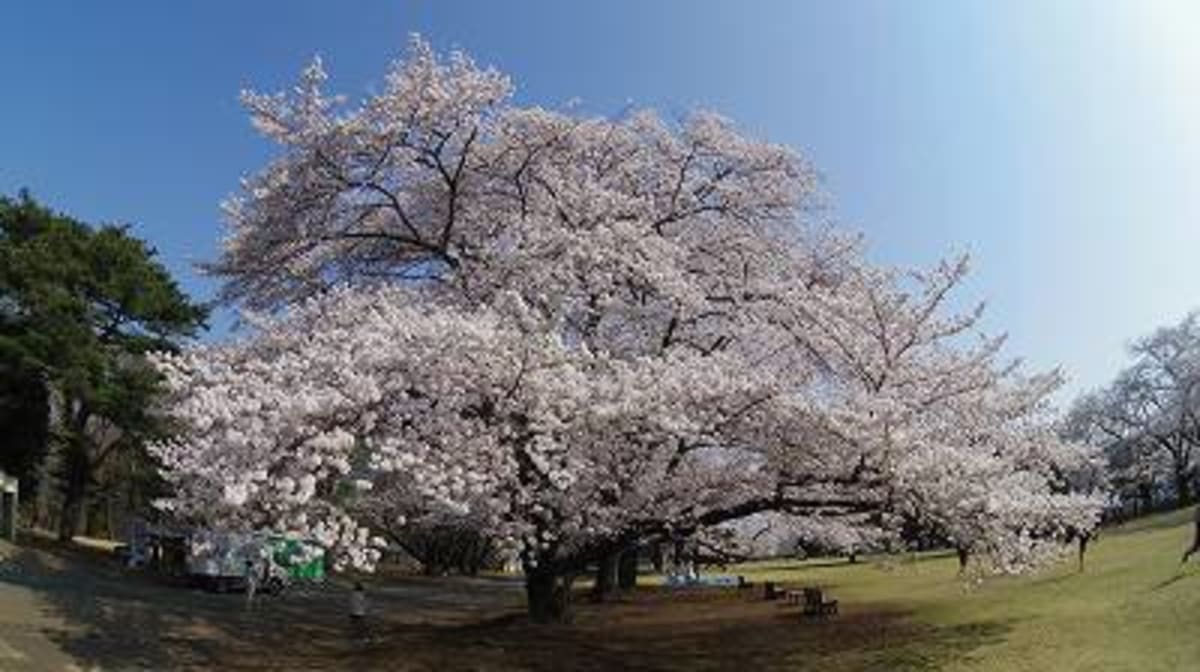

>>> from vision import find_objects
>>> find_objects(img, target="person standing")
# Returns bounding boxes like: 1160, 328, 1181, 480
244, 559, 259, 610
349, 581, 370, 642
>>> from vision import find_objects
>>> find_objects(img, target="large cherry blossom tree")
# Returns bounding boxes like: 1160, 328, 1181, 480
153, 38, 1103, 622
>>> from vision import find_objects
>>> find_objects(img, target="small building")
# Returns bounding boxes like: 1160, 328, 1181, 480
0, 470, 17, 542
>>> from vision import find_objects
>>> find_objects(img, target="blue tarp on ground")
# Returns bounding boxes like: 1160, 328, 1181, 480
665, 574, 739, 587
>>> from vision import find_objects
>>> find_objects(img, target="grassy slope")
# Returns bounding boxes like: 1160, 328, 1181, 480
729, 508, 1200, 671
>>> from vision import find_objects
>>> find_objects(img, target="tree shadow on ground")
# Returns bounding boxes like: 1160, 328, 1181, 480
3, 540, 301, 669
2, 537, 522, 670
1150, 569, 1196, 591
2, 540, 1015, 671
360, 589, 1017, 672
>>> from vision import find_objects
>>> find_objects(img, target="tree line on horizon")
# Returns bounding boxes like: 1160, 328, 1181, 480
1066, 312, 1200, 516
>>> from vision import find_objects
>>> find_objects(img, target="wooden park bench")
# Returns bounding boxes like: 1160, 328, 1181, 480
800, 587, 838, 617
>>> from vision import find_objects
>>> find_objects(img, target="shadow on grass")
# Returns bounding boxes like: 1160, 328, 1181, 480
359, 595, 1017, 672
1150, 570, 1197, 591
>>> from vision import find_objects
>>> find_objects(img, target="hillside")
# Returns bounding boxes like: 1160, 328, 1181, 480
727, 507, 1199, 670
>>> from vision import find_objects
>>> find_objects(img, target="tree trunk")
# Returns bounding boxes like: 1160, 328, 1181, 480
57, 480, 86, 542
1183, 506, 1200, 563
57, 442, 91, 542
32, 462, 52, 531
956, 547, 969, 573
591, 551, 619, 602
848, 552, 858, 564
617, 548, 638, 590
525, 568, 574, 623
104, 496, 114, 540
649, 541, 664, 573
1174, 469, 1194, 507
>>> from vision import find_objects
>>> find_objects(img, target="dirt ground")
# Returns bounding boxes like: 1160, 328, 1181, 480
0, 536, 525, 671
0, 537, 929, 671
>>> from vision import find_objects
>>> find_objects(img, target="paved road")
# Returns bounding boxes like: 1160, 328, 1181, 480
0, 542, 93, 671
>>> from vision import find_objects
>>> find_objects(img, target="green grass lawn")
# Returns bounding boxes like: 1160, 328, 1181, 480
723, 508, 1200, 671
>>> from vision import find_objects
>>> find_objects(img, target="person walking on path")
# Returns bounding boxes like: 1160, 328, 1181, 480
244, 559, 259, 611
349, 581, 371, 643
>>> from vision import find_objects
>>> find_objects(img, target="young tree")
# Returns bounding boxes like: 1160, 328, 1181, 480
0, 193, 207, 540
154, 39, 1103, 622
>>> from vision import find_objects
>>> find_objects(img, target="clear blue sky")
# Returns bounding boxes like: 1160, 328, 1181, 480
3, 1, 1198, 400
